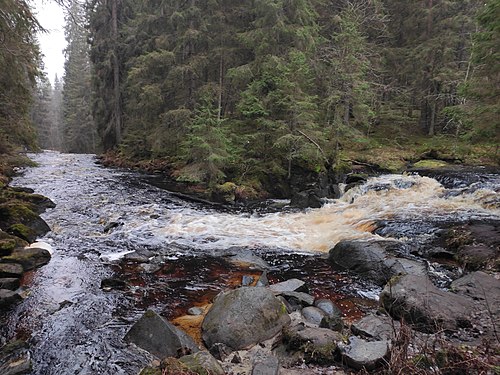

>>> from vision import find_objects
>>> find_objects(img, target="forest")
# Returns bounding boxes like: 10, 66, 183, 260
1, 0, 499, 197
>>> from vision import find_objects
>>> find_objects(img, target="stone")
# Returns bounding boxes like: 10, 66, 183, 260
284, 324, 341, 364
100, 278, 128, 290
124, 310, 199, 359
2, 247, 51, 271
0, 278, 20, 291
290, 190, 323, 209
256, 271, 269, 287
320, 315, 344, 332
341, 336, 390, 371
301, 306, 326, 325
380, 274, 474, 332
314, 299, 342, 318
281, 291, 315, 307
0, 340, 31, 375
242, 275, 254, 286
329, 240, 426, 286
251, 355, 280, 375
187, 307, 204, 316
202, 287, 290, 350
269, 279, 307, 293
457, 245, 498, 271
0, 289, 22, 308
124, 252, 151, 263
351, 314, 400, 341
208, 342, 232, 361
0, 263, 23, 278
224, 249, 270, 270
179, 351, 225, 375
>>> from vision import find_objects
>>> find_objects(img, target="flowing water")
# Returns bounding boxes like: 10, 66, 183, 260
2, 151, 499, 374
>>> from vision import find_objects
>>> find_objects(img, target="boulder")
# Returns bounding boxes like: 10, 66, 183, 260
380, 274, 474, 332
124, 310, 199, 358
329, 240, 425, 286
0, 289, 22, 308
179, 351, 224, 375
341, 336, 390, 371
0, 340, 31, 375
1, 247, 51, 271
251, 355, 280, 375
0, 278, 20, 291
290, 190, 323, 209
456, 245, 498, 271
314, 299, 342, 318
301, 306, 326, 325
269, 279, 307, 294
284, 324, 341, 364
351, 314, 400, 341
281, 291, 315, 307
202, 287, 290, 350
0, 263, 23, 278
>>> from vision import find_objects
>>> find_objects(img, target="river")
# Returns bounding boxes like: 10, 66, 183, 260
2, 151, 499, 374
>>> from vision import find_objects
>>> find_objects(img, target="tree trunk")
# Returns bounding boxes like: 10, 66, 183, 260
111, 0, 121, 148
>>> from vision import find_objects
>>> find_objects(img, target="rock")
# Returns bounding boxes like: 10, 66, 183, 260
0, 340, 31, 375
0, 202, 51, 242
100, 278, 128, 290
138, 367, 161, 375
281, 291, 315, 307
251, 355, 280, 375
314, 299, 342, 318
341, 336, 390, 371
103, 221, 123, 233
457, 245, 498, 271
284, 324, 341, 364
451, 271, 500, 333
0, 278, 20, 291
208, 342, 233, 361
320, 315, 344, 332
187, 307, 204, 316
301, 306, 326, 325
1, 247, 51, 271
124, 252, 151, 263
256, 271, 269, 287
231, 352, 242, 364
269, 279, 307, 293
329, 240, 426, 286
0, 263, 23, 278
242, 275, 254, 286
380, 274, 474, 332
202, 287, 291, 350
225, 249, 270, 270
0, 239, 16, 256
290, 190, 323, 209
276, 296, 295, 313
0, 289, 22, 308
351, 314, 400, 340
124, 310, 199, 358
179, 351, 225, 375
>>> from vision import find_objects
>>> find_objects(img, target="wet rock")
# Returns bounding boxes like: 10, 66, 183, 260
329, 240, 425, 286
242, 275, 254, 286
100, 278, 128, 290
315, 299, 342, 318
0, 340, 31, 375
103, 221, 123, 233
290, 190, 323, 209
0, 203, 51, 242
341, 336, 390, 371
202, 287, 291, 350
380, 274, 474, 332
301, 306, 326, 325
224, 249, 270, 270
124, 251, 151, 263
269, 279, 307, 293
0, 289, 22, 308
179, 351, 225, 375
284, 324, 341, 364
281, 291, 315, 307
351, 314, 400, 340
0, 278, 19, 291
124, 310, 199, 359
0, 263, 23, 278
1, 247, 51, 271
251, 355, 280, 375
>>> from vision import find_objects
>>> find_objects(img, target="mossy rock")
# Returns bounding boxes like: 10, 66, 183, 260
0, 229, 28, 249
0, 239, 16, 255
179, 351, 224, 375
0, 203, 38, 224
412, 159, 449, 169
211, 182, 237, 204
138, 367, 162, 375
7, 224, 37, 243
2, 247, 51, 271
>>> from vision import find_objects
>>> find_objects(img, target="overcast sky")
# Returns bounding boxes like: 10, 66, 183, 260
33, 0, 66, 84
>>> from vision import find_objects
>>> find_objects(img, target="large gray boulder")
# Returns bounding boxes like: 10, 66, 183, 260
124, 310, 199, 359
329, 240, 425, 286
202, 287, 290, 350
380, 274, 474, 332
341, 336, 390, 371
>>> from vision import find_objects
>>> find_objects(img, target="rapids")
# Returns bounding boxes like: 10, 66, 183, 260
1, 151, 499, 374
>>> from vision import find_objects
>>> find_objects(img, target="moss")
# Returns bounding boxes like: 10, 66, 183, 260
413, 159, 449, 169
0, 238, 17, 252
7, 223, 35, 242
138, 367, 161, 375
0, 203, 37, 223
